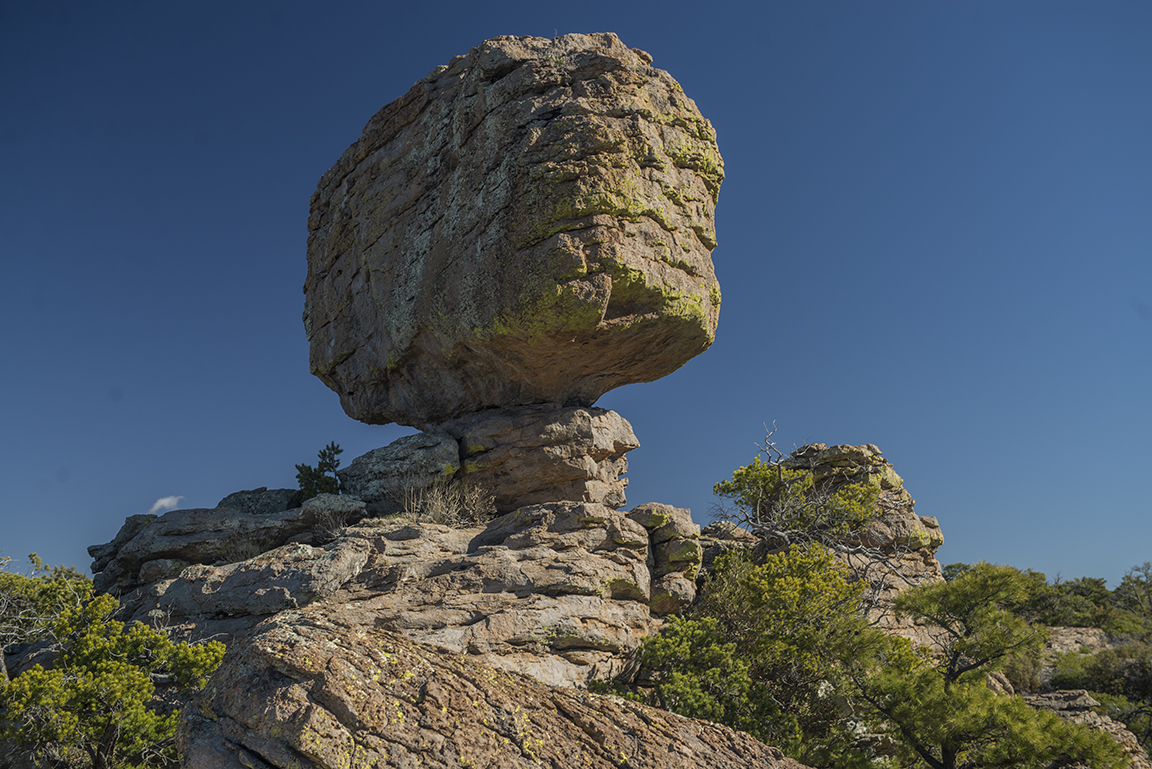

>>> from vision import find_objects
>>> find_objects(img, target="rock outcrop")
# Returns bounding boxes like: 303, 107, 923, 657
178, 607, 809, 769
106, 501, 700, 687
1025, 690, 1152, 769
304, 32, 723, 428
89, 494, 366, 597
778, 443, 946, 641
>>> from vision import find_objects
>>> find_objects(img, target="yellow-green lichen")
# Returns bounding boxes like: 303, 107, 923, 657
314, 349, 354, 377
667, 142, 724, 203
688, 222, 716, 249
481, 280, 605, 345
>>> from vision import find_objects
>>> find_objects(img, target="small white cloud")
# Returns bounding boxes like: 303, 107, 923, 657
149, 495, 184, 514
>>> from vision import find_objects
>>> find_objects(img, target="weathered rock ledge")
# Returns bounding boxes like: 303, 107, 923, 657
99, 499, 701, 688
178, 606, 810, 769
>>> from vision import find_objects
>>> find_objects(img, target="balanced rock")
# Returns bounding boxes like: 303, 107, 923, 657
304, 32, 723, 428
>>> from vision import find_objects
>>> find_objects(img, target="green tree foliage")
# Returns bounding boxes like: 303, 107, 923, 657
295, 441, 343, 501
712, 455, 878, 549
622, 546, 882, 765
1, 561, 225, 768
1053, 641, 1152, 753
1, 553, 92, 649
1115, 562, 1152, 630
944, 561, 1149, 639
854, 563, 1127, 769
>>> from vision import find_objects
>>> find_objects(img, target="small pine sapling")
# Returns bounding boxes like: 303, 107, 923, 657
296, 441, 343, 501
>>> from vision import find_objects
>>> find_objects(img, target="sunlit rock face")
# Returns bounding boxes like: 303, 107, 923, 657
304, 32, 723, 428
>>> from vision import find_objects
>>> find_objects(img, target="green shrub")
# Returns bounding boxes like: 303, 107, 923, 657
712, 456, 878, 548
611, 546, 879, 765
1053, 641, 1152, 754
0, 559, 225, 768
1, 553, 92, 648
854, 563, 1127, 769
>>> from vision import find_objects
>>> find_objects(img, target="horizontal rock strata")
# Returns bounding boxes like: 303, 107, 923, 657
304, 32, 723, 427
109, 502, 701, 686
89, 493, 366, 596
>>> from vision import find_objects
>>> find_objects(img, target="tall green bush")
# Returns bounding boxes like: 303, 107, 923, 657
618, 546, 882, 765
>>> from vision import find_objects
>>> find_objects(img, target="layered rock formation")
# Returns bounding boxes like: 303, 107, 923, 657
98, 499, 701, 687
304, 32, 723, 428
89, 492, 367, 597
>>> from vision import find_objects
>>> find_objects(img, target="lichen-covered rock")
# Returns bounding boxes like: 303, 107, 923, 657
304, 33, 723, 428
626, 503, 701, 614
337, 432, 460, 515
178, 608, 812, 769
442, 404, 639, 512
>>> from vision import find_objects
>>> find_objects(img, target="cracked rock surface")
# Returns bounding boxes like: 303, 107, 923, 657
178, 607, 811, 769
304, 32, 723, 428
111, 502, 702, 687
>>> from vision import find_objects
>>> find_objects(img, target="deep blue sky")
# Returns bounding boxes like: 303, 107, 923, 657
3, 2, 1150, 586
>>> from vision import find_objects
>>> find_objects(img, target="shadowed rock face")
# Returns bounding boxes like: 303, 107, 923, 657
304, 32, 723, 428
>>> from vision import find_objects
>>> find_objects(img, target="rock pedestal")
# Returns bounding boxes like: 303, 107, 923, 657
338, 405, 640, 516
441, 404, 639, 512
304, 32, 723, 428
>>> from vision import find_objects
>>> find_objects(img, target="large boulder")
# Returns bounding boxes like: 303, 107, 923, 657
304, 33, 723, 428
178, 608, 811, 769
